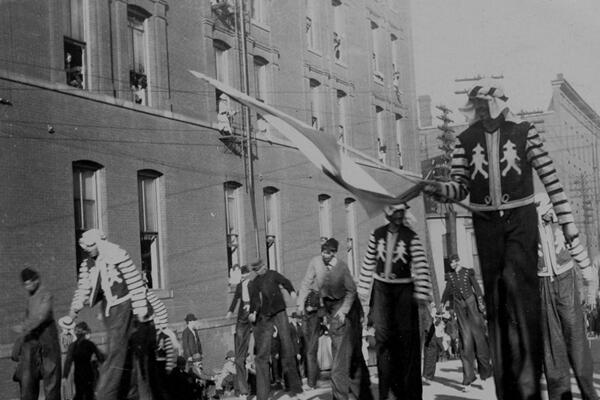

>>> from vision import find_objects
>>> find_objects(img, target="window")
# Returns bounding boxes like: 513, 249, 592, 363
73, 161, 103, 270
306, 0, 318, 50
395, 113, 404, 169
318, 194, 333, 243
214, 39, 231, 106
310, 79, 321, 129
64, 0, 87, 89
371, 21, 383, 84
376, 106, 386, 163
251, 0, 267, 25
332, 0, 344, 61
138, 170, 163, 289
263, 187, 281, 271
345, 198, 359, 276
253, 56, 268, 103
390, 34, 399, 74
128, 6, 151, 105
336, 90, 347, 145
224, 181, 244, 279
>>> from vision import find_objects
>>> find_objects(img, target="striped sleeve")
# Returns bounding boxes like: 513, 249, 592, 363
118, 255, 148, 318
164, 334, 177, 372
69, 260, 92, 316
357, 231, 377, 304
567, 237, 591, 269
410, 235, 433, 302
146, 290, 169, 328
440, 141, 470, 201
526, 126, 574, 225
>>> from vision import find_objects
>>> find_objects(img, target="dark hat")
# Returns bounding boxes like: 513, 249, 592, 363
20, 268, 39, 282
321, 238, 339, 252
226, 350, 235, 359
185, 313, 197, 322
448, 254, 460, 262
240, 265, 250, 274
250, 259, 265, 271
75, 321, 90, 336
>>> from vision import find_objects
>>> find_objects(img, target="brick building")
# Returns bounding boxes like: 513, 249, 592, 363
0, 0, 423, 395
418, 74, 600, 295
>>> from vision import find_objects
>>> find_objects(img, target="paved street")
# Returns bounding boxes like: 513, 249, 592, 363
223, 359, 600, 400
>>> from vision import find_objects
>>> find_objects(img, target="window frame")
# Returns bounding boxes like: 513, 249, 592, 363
138, 169, 164, 289
224, 181, 244, 281
263, 186, 282, 272
318, 193, 333, 242
72, 160, 104, 272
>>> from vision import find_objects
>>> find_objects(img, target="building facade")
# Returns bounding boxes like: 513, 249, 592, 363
418, 74, 600, 295
0, 0, 423, 395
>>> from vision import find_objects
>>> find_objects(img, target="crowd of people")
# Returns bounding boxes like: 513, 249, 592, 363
10, 84, 600, 400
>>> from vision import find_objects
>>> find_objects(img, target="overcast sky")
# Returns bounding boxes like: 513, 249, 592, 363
411, 0, 600, 121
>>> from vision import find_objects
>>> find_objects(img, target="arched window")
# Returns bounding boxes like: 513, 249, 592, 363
138, 169, 164, 288
72, 160, 104, 270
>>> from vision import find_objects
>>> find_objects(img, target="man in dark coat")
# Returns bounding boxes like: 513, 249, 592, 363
248, 259, 304, 400
13, 267, 62, 400
181, 313, 203, 362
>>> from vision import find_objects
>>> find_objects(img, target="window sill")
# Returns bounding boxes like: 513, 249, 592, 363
334, 60, 348, 69
307, 47, 322, 57
251, 19, 270, 32
150, 288, 174, 299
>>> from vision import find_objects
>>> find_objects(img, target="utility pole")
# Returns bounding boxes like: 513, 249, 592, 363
235, 0, 260, 258
435, 105, 458, 267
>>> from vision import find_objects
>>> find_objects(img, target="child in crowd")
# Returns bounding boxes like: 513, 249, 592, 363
63, 322, 105, 400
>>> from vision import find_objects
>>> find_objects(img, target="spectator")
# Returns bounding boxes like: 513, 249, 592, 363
13, 267, 61, 400
63, 321, 105, 400
182, 313, 203, 362
214, 350, 237, 398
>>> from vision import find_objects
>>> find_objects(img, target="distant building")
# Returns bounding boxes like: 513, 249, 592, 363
0, 0, 423, 394
419, 74, 600, 295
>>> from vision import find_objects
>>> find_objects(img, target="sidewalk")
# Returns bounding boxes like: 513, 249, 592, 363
223, 358, 600, 399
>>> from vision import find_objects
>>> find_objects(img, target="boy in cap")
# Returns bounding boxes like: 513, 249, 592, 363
441, 254, 491, 390
248, 259, 304, 400
357, 203, 433, 400
13, 268, 62, 400
425, 84, 596, 400
214, 350, 237, 397
298, 238, 373, 400
63, 321, 105, 400
226, 264, 253, 398
182, 313, 203, 362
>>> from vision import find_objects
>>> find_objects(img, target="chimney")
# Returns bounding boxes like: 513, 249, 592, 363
417, 95, 432, 128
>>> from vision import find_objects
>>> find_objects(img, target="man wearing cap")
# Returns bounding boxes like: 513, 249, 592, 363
59, 229, 153, 400
441, 254, 491, 390
357, 203, 432, 400
182, 313, 203, 362
425, 84, 596, 400
248, 259, 304, 400
536, 192, 598, 400
226, 265, 253, 398
298, 238, 373, 400
13, 268, 61, 400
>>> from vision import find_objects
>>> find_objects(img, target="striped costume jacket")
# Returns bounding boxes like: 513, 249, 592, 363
440, 118, 574, 224
357, 223, 432, 306
69, 241, 148, 320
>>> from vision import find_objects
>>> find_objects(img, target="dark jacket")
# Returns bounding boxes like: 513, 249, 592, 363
249, 270, 295, 318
